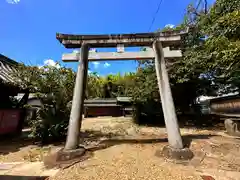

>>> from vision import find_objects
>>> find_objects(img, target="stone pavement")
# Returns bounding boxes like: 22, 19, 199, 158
0, 162, 59, 180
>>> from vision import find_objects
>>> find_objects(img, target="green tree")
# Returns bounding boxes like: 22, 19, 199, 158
87, 72, 104, 98
12, 63, 76, 143
200, 0, 240, 94
130, 0, 240, 124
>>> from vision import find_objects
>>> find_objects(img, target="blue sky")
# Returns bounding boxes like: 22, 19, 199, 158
0, 0, 214, 75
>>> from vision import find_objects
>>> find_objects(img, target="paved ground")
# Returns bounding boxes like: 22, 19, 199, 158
0, 162, 58, 179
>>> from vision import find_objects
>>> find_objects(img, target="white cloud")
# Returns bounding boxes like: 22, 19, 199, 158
92, 62, 100, 69
6, 0, 20, 4
91, 62, 111, 70
165, 24, 175, 28
73, 50, 79, 53
88, 70, 92, 73
103, 62, 111, 68
38, 59, 60, 69
43, 59, 61, 68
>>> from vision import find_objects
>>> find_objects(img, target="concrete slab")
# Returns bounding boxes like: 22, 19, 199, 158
0, 175, 48, 180
7, 162, 59, 176
0, 162, 59, 178
0, 163, 23, 175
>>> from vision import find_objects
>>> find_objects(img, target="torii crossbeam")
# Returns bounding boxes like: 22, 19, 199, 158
62, 47, 182, 62
55, 29, 193, 161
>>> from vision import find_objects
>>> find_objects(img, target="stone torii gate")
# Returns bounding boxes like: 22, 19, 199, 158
55, 30, 193, 162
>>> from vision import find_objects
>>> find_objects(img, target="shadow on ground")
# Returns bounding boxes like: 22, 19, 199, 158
136, 114, 225, 131
80, 130, 216, 152
0, 112, 225, 156
0, 131, 64, 156
0, 175, 48, 180
43, 130, 217, 169
0, 136, 35, 155
0, 127, 217, 156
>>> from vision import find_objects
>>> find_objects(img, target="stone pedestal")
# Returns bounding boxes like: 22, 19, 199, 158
224, 119, 240, 137
43, 147, 86, 169
156, 145, 194, 160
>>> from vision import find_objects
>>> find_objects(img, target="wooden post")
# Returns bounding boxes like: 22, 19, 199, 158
153, 40, 183, 149
65, 44, 89, 150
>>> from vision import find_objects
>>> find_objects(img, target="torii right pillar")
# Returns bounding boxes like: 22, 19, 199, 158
153, 40, 194, 160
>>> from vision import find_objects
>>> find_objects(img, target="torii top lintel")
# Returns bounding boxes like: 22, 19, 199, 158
56, 29, 188, 49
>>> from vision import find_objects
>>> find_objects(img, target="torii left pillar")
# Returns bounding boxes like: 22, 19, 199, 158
44, 44, 89, 167
65, 43, 89, 150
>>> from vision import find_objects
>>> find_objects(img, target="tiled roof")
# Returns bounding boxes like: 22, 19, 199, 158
0, 54, 18, 84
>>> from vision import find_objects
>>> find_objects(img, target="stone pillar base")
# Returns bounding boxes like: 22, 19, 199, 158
43, 147, 86, 169
224, 119, 240, 137
156, 145, 194, 160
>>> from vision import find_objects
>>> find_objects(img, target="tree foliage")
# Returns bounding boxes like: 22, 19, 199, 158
202, 0, 240, 93
12, 64, 75, 142
127, 0, 240, 123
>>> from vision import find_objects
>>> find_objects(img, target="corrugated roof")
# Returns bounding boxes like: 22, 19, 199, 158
116, 97, 132, 102
0, 54, 18, 84
84, 98, 117, 104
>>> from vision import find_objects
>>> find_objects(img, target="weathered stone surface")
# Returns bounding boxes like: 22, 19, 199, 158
43, 147, 86, 169
224, 119, 240, 137
156, 145, 194, 160
189, 151, 206, 167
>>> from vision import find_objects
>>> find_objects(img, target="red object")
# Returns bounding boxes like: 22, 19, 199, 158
0, 109, 22, 135
85, 106, 122, 117
201, 175, 215, 180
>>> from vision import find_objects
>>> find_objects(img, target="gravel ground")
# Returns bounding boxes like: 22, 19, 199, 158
50, 143, 202, 180
50, 117, 207, 180
1, 116, 240, 180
